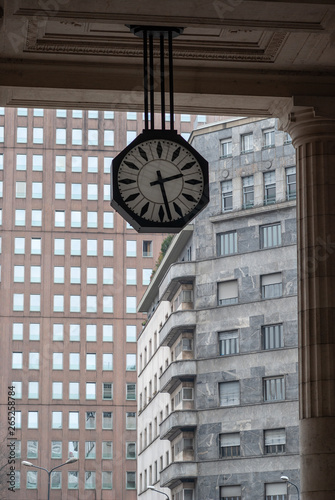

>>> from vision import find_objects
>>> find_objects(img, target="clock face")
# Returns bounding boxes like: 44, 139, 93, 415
111, 131, 209, 233
118, 139, 204, 223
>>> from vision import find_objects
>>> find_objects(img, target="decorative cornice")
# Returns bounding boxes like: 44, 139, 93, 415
25, 21, 287, 63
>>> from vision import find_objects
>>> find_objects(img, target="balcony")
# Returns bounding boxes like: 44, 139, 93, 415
160, 410, 197, 441
160, 310, 196, 347
160, 360, 197, 393
159, 262, 196, 301
160, 462, 198, 488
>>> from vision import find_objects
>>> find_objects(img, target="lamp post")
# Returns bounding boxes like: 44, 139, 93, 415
22, 458, 78, 500
148, 485, 170, 499
281, 475, 300, 500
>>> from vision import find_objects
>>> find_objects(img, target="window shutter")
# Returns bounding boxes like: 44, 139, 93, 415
262, 273, 281, 286
218, 281, 238, 300
265, 429, 285, 446
221, 485, 241, 496
266, 483, 287, 495
220, 433, 240, 447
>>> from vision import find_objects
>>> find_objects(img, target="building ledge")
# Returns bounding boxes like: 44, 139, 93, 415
159, 261, 196, 301
159, 310, 196, 347
160, 410, 198, 441
160, 360, 197, 393
160, 462, 198, 488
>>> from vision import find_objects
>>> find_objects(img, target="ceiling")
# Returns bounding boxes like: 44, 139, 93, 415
0, 0, 335, 116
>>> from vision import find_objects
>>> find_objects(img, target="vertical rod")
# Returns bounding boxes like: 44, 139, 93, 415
160, 33, 165, 130
149, 33, 155, 129
168, 30, 174, 130
143, 30, 149, 131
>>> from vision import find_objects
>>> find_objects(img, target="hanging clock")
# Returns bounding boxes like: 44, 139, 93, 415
111, 130, 209, 233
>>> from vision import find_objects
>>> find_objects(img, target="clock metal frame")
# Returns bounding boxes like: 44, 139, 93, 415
110, 129, 209, 233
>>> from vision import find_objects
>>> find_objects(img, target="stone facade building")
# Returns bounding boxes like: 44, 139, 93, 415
138, 117, 300, 500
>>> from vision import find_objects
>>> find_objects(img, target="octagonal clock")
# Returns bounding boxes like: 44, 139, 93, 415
110, 130, 209, 233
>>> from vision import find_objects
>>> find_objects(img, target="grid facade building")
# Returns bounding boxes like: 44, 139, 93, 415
0, 107, 217, 498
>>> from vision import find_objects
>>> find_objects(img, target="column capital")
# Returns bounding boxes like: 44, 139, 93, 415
277, 96, 335, 147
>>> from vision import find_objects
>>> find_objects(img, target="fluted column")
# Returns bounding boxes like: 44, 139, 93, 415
280, 106, 335, 499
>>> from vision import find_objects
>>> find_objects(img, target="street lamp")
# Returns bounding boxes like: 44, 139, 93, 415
148, 485, 170, 499
22, 458, 78, 500
281, 475, 300, 500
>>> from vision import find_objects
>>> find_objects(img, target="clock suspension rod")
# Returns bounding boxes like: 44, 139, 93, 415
160, 33, 166, 130
143, 29, 149, 131
168, 29, 175, 131
149, 32, 155, 130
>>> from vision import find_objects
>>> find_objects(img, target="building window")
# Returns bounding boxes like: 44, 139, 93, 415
29, 294, 41, 312
52, 412, 62, 429
126, 471, 136, 490
264, 428, 286, 454
69, 382, 79, 400
12, 381, 22, 399
263, 376, 285, 401
217, 231, 237, 256
17, 127, 27, 143
12, 352, 23, 369
219, 331, 239, 355
88, 129, 98, 146
15, 181, 26, 198
71, 211, 82, 228
14, 441, 21, 459
31, 209, 42, 227
85, 441, 96, 459
86, 325, 97, 342
219, 381, 240, 407
243, 175, 254, 209
69, 412, 79, 429
33, 108, 44, 116
27, 471, 38, 489
126, 296, 136, 313
28, 411, 38, 429
104, 156, 113, 173
29, 324, 40, 341
69, 353, 80, 370
86, 267, 97, 285
72, 129, 82, 145
26, 441, 38, 459
102, 441, 113, 459
104, 212, 114, 228
241, 133, 253, 153
0, 153, 3, 169
261, 223, 281, 248
14, 238, 25, 254
142, 268, 152, 285
104, 111, 114, 119
85, 471, 96, 490
127, 130, 137, 145
52, 382, 63, 400
218, 280, 238, 305
104, 130, 114, 146
30, 266, 41, 283
261, 273, 282, 299
0, 126, 4, 142
55, 210, 65, 227
54, 266, 65, 284
71, 155, 81, 172
264, 171, 276, 205
14, 265, 25, 283
53, 295, 64, 312
103, 325, 113, 342
126, 268, 136, 285
31, 238, 42, 255
221, 138, 232, 158
87, 239, 97, 256
126, 412, 136, 430
87, 183, 98, 200
28, 381, 39, 399
56, 128, 66, 145
86, 411, 96, 430
12, 323, 23, 340
103, 296, 113, 313
126, 383, 136, 400
103, 353, 113, 370
220, 485, 241, 500
265, 483, 287, 500
70, 324, 80, 342
33, 127, 43, 144
221, 180, 233, 212
126, 353, 136, 371
286, 166, 296, 200
284, 132, 292, 144
102, 471, 113, 490
126, 240, 137, 257
87, 211, 98, 228
102, 383, 113, 400
53, 324, 64, 341
263, 129, 275, 148
86, 353, 96, 371
51, 471, 61, 490
51, 441, 62, 459
71, 183, 81, 200
70, 295, 81, 312
56, 109, 66, 118
70, 239, 80, 256
262, 324, 283, 350
13, 293, 24, 311
32, 154, 43, 171
29, 352, 39, 369
220, 433, 240, 458
53, 353, 63, 370
68, 471, 78, 490
87, 156, 98, 172
86, 296, 97, 313
103, 267, 113, 285
88, 110, 98, 119
103, 412, 113, 429
15, 209, 26, 226
143, 240, 153, 257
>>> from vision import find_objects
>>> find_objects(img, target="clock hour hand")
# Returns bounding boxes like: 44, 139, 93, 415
150, 173, 183, 186
155, 171, 172, 221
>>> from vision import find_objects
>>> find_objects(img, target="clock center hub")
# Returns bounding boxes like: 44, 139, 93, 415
138, 160, 183, 203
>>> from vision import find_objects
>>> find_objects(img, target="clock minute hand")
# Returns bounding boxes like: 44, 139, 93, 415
155, 171, 172, 221
150, 173, 183, 186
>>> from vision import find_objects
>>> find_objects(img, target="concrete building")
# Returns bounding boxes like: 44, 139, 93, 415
0, 107, 220, 498
138, 117, 299, 500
